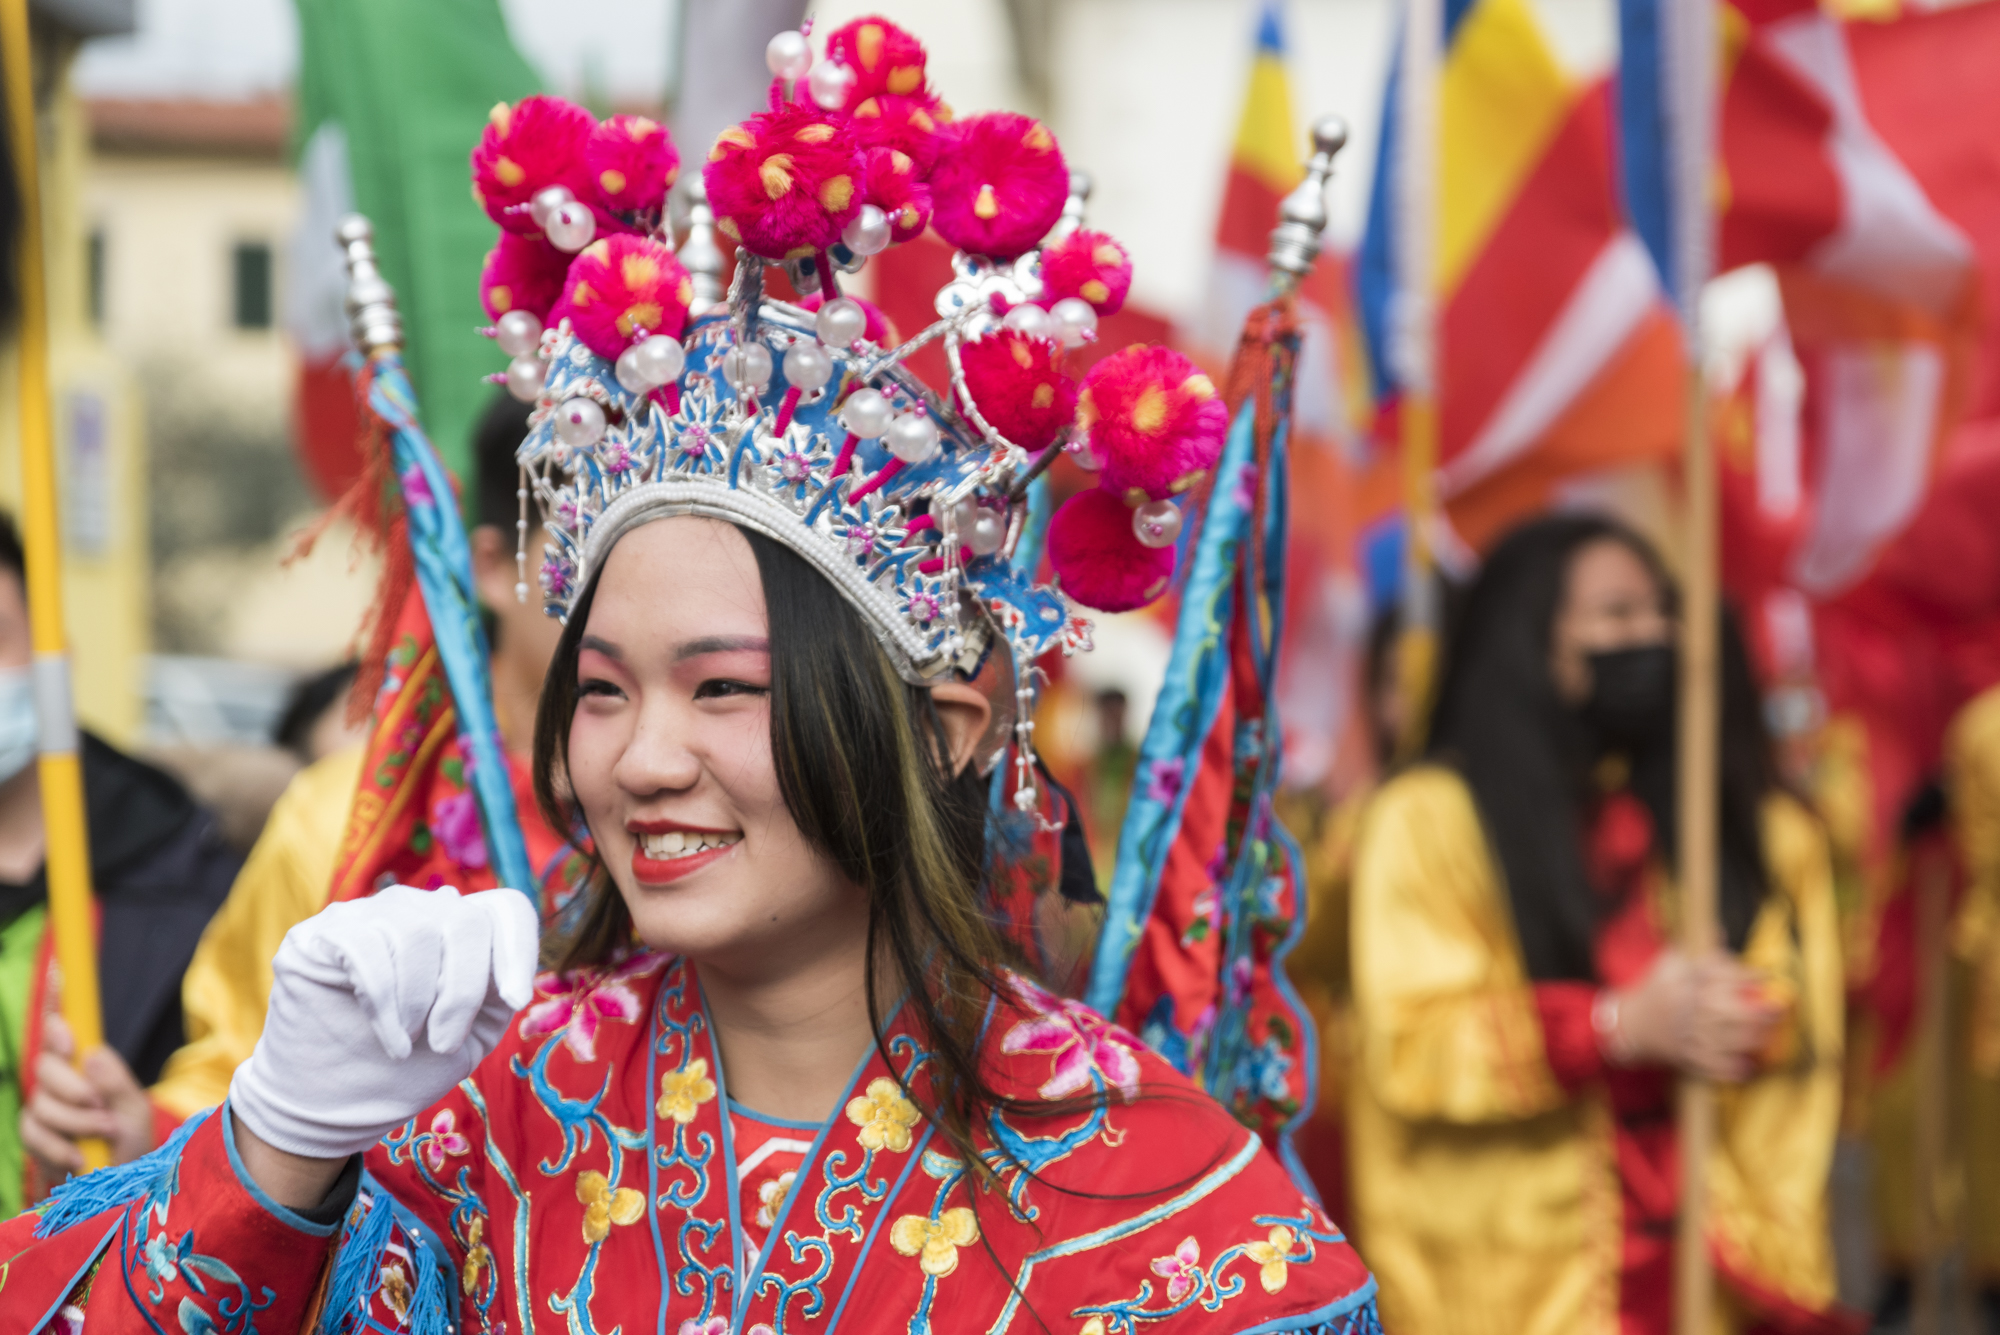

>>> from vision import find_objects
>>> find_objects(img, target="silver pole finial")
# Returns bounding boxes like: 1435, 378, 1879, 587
1266, 115, 1349, 292
337, 213, 402, 358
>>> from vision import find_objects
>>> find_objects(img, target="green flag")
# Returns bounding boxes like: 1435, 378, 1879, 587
292, 0, 539, 487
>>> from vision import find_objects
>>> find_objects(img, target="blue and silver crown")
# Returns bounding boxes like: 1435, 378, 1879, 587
518, 239, 1091, 689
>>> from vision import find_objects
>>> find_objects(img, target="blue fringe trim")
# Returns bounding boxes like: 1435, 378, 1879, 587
33, 1107, 214, 1238
317, 1173, 452, 1335
1233, 1296, 1383, 1335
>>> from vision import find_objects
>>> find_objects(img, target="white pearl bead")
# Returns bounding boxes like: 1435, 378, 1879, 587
624, 334, 684, 390
1133, 498, 1183, 548
782, 341, 835, 392
553, 397, 607, 448
815, 297, 868, 350
807, 60, 855, 111
721, 342, 773, 393
1064, 434, 1104, 471
528, 185, 574, 229
886, 411, 940, 464
1049, 297, 1099, 348
494, 309, 544, 358
1002, 303, 1054, 341
842, 205, 891, 257
505, 355, 547, 403
545, 200, 596, 253
968, 509, 1007, 556
839, 386, 893, 438
765, 30, 812, 82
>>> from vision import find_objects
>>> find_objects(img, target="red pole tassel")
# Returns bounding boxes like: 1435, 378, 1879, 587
772, 386, 804, 434
847, 458, 904, 502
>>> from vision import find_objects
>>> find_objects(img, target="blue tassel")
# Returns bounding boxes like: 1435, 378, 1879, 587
317, 1178, 395, 1335
406, 1229, 452, 1335
33, 1107, 214, 1238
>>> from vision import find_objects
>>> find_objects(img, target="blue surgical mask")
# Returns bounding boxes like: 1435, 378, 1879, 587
0, 668, 37, 784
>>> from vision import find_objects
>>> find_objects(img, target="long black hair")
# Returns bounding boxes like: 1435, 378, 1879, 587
535, 524, 1017, 1171
1424, 513, 1778, 980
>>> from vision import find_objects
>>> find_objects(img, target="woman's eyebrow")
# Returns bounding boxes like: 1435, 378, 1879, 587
579, 634, 623, 660
673, 635, 771, 661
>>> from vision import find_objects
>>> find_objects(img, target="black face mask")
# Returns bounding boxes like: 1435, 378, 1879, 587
1580, 644, 1675, 750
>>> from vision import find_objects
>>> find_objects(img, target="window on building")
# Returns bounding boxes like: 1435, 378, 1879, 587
232, 241, 273, 330
86, 230, 104, 328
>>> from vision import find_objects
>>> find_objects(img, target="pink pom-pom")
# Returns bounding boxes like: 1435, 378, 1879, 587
1041, 229, 1132, 316
585, 114, 679, 216
471, 95, 596, 234
849, 93, 948, 174
825, 16, 930, 103
928, 112, 1067, 260
957, 329, 1078, 452
703, 105, 864, 259
797, 291, 899, 346
1078, 346, 1229, 502
1048, 488, 1173, 612
861, 148, 933, 243
480, 231, 569, 322
550, 234, 693, 360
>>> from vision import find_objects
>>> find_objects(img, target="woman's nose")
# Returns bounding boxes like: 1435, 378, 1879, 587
614, 703, 704, 795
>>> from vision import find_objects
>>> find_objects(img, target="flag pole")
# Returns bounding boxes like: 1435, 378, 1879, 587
1669, 2, 1721, 1328
1394, 0, 1442, 762
0, 0, 110, 1173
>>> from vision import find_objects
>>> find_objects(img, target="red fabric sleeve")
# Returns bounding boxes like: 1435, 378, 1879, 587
1533, 982, 1607, 1093
0, 1109, 339, 1333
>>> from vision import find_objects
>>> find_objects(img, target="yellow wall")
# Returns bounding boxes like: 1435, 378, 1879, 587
0, 59, 149, 744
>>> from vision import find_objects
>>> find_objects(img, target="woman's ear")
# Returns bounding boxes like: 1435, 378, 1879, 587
929, 680, 995, 777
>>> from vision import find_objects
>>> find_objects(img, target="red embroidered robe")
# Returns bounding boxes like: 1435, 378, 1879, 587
0, 956, 1378, 1335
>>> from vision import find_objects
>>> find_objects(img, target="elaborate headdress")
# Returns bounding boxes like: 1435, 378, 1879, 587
472, 16, 1227, 816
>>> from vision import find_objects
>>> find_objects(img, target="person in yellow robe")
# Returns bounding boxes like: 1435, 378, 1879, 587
18, 393, 577, 1175
1348, 514, 1850, 1335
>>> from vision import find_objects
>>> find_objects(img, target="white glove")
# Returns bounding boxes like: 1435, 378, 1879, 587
229, 884, 539, 1160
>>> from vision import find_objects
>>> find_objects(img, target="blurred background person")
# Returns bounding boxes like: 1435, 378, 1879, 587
269, 658, 362, 765
1346, 514, 1849, 1334
0, 512, 239, 1213
19, 391, 578, 1180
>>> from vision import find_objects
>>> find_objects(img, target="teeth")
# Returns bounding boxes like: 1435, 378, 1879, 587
641, 830, 741, 860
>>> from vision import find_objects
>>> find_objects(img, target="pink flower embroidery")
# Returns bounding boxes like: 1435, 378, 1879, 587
1001, 974, 1145, 1103
677, 1320, 729, 1335
1150, 1235, 1202, 1302
432, 790, 489, 871
519, 954, 658, 1061
421, 1108, 471, 1173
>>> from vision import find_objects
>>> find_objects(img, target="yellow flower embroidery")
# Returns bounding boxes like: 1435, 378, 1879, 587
844, 1076, 920, 1153
577, 1170, 646, 1244
461, 1216, 493, 1296
1080, 1321, 1107, 1335
1242, 1225, 1296, 1294
889, 1207, 979, 1277
657, 1058, 718, 1124
380, 1259, 413, 1320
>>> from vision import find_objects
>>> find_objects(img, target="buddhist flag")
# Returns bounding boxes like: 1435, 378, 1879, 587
1360, 0, 1685, 550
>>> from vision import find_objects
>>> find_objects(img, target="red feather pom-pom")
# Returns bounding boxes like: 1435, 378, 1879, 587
849, 93, 948, 174
929, 112, 1067, 260
586, 114, 679, 215
703, 105, 864, 259
480, 231, 569, 322
1077, 346, 1229, 502
1048, 488, 1173, 613
1041, 229, 1132, 316
797, 291, 899, 346
472, 95, 595, 234
550, 234, 692, 360
861, 148, 933, 243
825, 16, 930, 103
957, 329, 1078, 452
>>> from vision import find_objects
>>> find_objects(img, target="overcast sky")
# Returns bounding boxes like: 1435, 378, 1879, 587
72, 0, 680, 105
